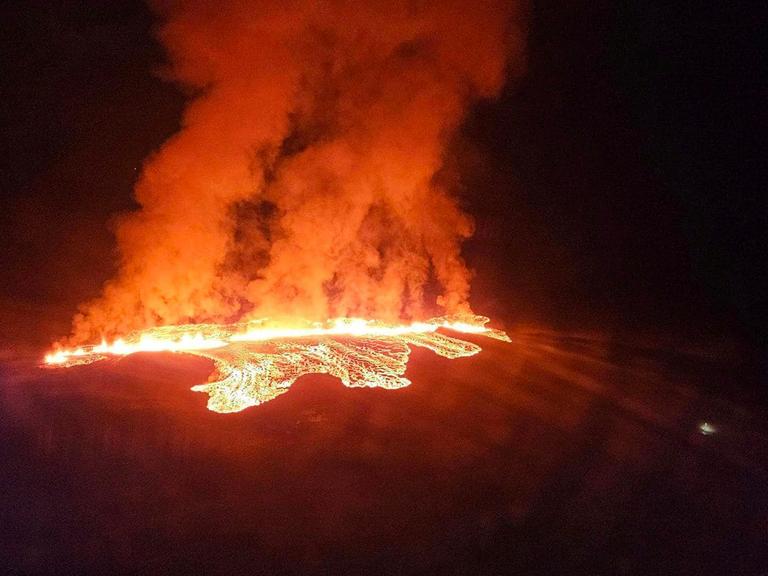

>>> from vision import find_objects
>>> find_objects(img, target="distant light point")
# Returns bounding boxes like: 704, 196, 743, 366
698, 421, 717, 435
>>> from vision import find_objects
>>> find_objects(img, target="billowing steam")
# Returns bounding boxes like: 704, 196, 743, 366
70, 0, 525, 343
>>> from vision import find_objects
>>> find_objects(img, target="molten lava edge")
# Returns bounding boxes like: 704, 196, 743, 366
44, 315, 509, 413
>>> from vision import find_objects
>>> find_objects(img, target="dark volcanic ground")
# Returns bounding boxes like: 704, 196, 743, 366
1, 329, 766, 575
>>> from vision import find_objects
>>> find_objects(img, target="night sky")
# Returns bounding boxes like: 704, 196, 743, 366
1, 0, 764, 386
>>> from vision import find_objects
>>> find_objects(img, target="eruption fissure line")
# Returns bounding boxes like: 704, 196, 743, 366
44, 315, 509, 413
45, 316, 507, 365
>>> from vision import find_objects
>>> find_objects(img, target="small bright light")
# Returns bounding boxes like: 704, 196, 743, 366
698, 421, 717, 435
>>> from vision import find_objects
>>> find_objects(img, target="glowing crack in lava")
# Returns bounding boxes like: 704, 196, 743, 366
44, 316, 509, 413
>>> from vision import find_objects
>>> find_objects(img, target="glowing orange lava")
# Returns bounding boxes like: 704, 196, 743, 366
44, 315, 509, 413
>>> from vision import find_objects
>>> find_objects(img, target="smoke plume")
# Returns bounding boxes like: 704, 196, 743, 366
71, 0, 525, 342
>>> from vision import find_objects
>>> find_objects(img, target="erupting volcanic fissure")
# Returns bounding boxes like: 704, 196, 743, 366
46, 316, 509, 412
45, 0, 524, 411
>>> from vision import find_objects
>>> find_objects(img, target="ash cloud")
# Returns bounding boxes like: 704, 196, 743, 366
71, 0, 525, 342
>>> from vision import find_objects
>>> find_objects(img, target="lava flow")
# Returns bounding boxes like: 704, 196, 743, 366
44, 315, 509, 413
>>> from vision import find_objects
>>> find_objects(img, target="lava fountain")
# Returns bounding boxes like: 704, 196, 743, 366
44, 315, 509, 413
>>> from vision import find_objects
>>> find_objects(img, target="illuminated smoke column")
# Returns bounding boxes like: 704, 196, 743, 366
69, 0, 525, 343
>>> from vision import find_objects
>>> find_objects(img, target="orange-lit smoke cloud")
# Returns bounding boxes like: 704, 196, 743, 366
71, 0, 525, 342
